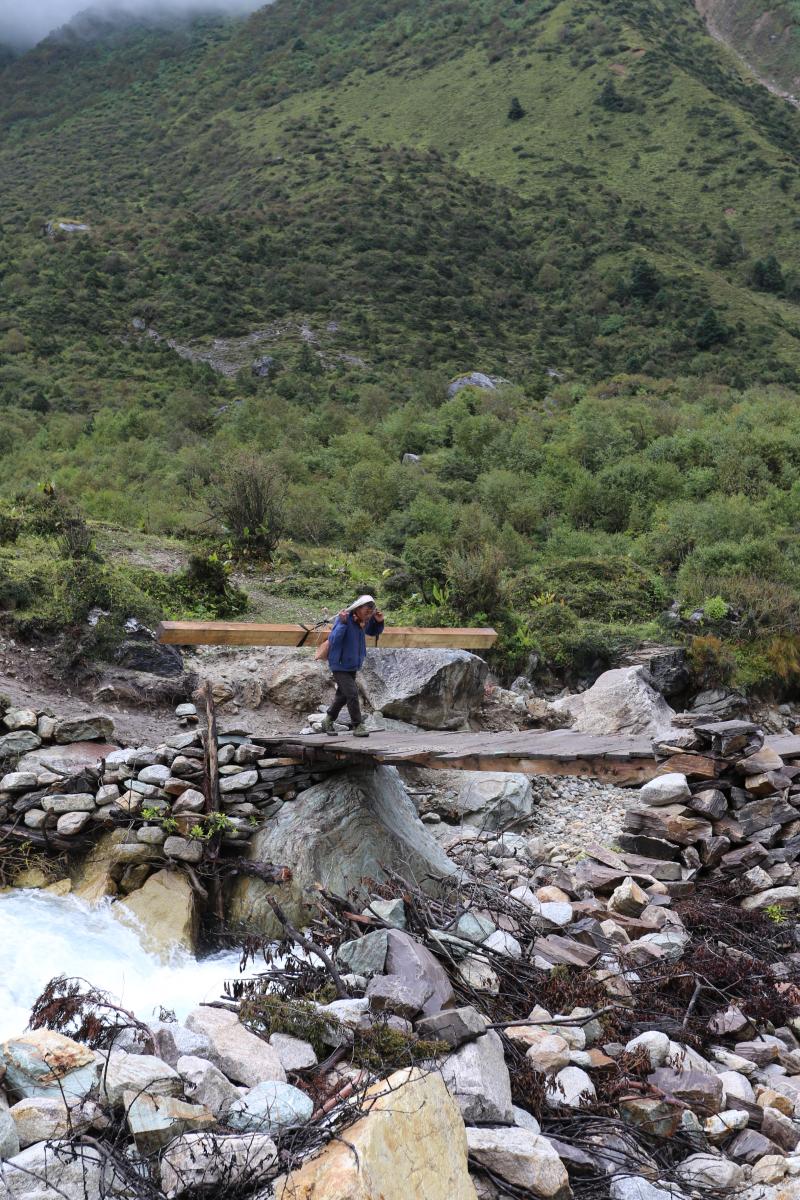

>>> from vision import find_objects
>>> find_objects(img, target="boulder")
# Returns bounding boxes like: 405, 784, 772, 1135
184, 1007, 286, 1087
124, 1091, 215, 1152
177, 1055, 241, 1117
466, 1127, 570, 1198
0, 1110, 19, 1160
265, 654, 332, 711
2, 709, 38, 731
0, 1142, 127, 1200
53, 716, 114, 744
56, 811, 92, 836
552, 667, 676, 737
229, 767, 455, 936
440, 1030, 514, 1125
608, 876, 649, 918
647, 1067, 723, 1113
227, 1080, 314, 1135
0, 1030, 98, 1100
676, 1152, 743, 1189
609, 1179, 683, 1200
447, 371, 507, 396
268, 1034, 318, 1073
0, 731, 41, 759
160, 1131, 278, 1198
452, 773, 534, 830
113, 638, 184, 677
384, 929, 454, 1017
151, 1017, 214, 1065
625, 1032, 671, 1070
100, 1051, 182, 1108
416, 1007, 487, 1049
273, 1067, 478, 1199
366, 974, 430, 1018
8, 1097, 78, 1148
359, 649, 488, 730
116, 868, 197, 958
337, 931, 388, 979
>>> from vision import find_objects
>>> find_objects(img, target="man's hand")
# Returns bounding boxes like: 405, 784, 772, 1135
374, 609, 384, 623
338, 609, 349, 621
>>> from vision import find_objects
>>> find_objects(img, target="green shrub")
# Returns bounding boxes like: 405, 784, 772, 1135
702, 595, 729, 621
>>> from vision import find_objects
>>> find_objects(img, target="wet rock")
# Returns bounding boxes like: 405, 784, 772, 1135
116, 868, 196, 958
466, 1127, 570, 1198
441, 1030, 514, 1125
184, 1007, 286, 1087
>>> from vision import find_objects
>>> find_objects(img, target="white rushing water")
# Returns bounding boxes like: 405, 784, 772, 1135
0, 889, 244, 1041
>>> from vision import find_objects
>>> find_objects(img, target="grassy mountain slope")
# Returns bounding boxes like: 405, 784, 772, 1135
2, 0, 800, 694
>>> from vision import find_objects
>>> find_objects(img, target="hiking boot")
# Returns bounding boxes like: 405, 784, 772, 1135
319, 715, 337, 735
352, 722, 370, 738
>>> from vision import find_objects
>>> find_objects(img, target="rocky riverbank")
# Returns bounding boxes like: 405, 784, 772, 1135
2, 710, 800, 1197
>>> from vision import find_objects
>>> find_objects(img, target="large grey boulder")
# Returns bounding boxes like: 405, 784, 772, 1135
160, 1131, 277, 1199
0, 1142, 127, 1199
359, 649, 488, 730
229, 767, 456, 935
552, 667, 676, 737
452, 772, 534, 830
264, 655, 331, 712
465, 1127, 570, 1198
440, 1030, 514, 1125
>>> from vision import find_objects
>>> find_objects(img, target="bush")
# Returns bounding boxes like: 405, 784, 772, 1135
511, 557, 668, 624
687, 634, 736, 689
702, 594, 728, 621
446, 545, 506, 619
208, 453, 286, 559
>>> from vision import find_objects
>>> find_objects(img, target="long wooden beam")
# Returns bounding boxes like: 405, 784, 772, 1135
156, 621, 498, 650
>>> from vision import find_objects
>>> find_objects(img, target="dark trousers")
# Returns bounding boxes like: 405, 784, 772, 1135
327, 670, 362, 726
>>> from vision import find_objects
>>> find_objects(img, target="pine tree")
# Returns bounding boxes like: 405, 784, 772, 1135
752, 254, 785, 293
694, 307, 728, 350
508, 96, 525, 121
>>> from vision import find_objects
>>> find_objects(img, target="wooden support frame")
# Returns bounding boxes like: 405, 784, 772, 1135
156, 621, 497, 650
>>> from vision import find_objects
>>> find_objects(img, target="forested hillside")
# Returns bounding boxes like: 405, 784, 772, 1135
2, 0, 800, 694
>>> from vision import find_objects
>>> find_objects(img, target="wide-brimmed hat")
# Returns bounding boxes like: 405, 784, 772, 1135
346, 594, 376, 612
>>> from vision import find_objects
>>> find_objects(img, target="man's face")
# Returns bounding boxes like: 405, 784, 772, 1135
353, 604, 373, 622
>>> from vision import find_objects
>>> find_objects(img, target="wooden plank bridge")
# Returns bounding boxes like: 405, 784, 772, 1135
252, 729, 800, 786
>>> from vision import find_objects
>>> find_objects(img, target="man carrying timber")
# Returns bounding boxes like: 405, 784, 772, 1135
319, 594, 384, 737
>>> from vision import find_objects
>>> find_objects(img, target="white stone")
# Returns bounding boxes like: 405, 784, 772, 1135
703, 1109, 749, 1141
551, 666, 676, 737
625, 1031, 671, 1070
676, 1153, 744, 1190
56, 810, 92, 836
0, 772, 38, 793
268, 1034, 318, 1073
3, 710, 38, 731
466, 1127, 569, 1196
483, 930, 522, 958
138, 764, 171, 786
638, 773, 691, 807
440, 1029, 514, 1125
545, 1065, 596, 1109
717, 1070, 755, 1105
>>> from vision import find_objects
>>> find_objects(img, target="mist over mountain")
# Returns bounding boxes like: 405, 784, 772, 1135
0, 0, 263, 49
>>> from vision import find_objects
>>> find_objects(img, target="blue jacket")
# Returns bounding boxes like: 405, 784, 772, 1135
327, 612, 384, 672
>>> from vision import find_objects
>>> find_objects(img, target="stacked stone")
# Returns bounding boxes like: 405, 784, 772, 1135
618, 719, 800, 912
0, 701, 341, 880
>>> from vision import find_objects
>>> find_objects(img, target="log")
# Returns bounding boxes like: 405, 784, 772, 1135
157, 621, 497, 650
